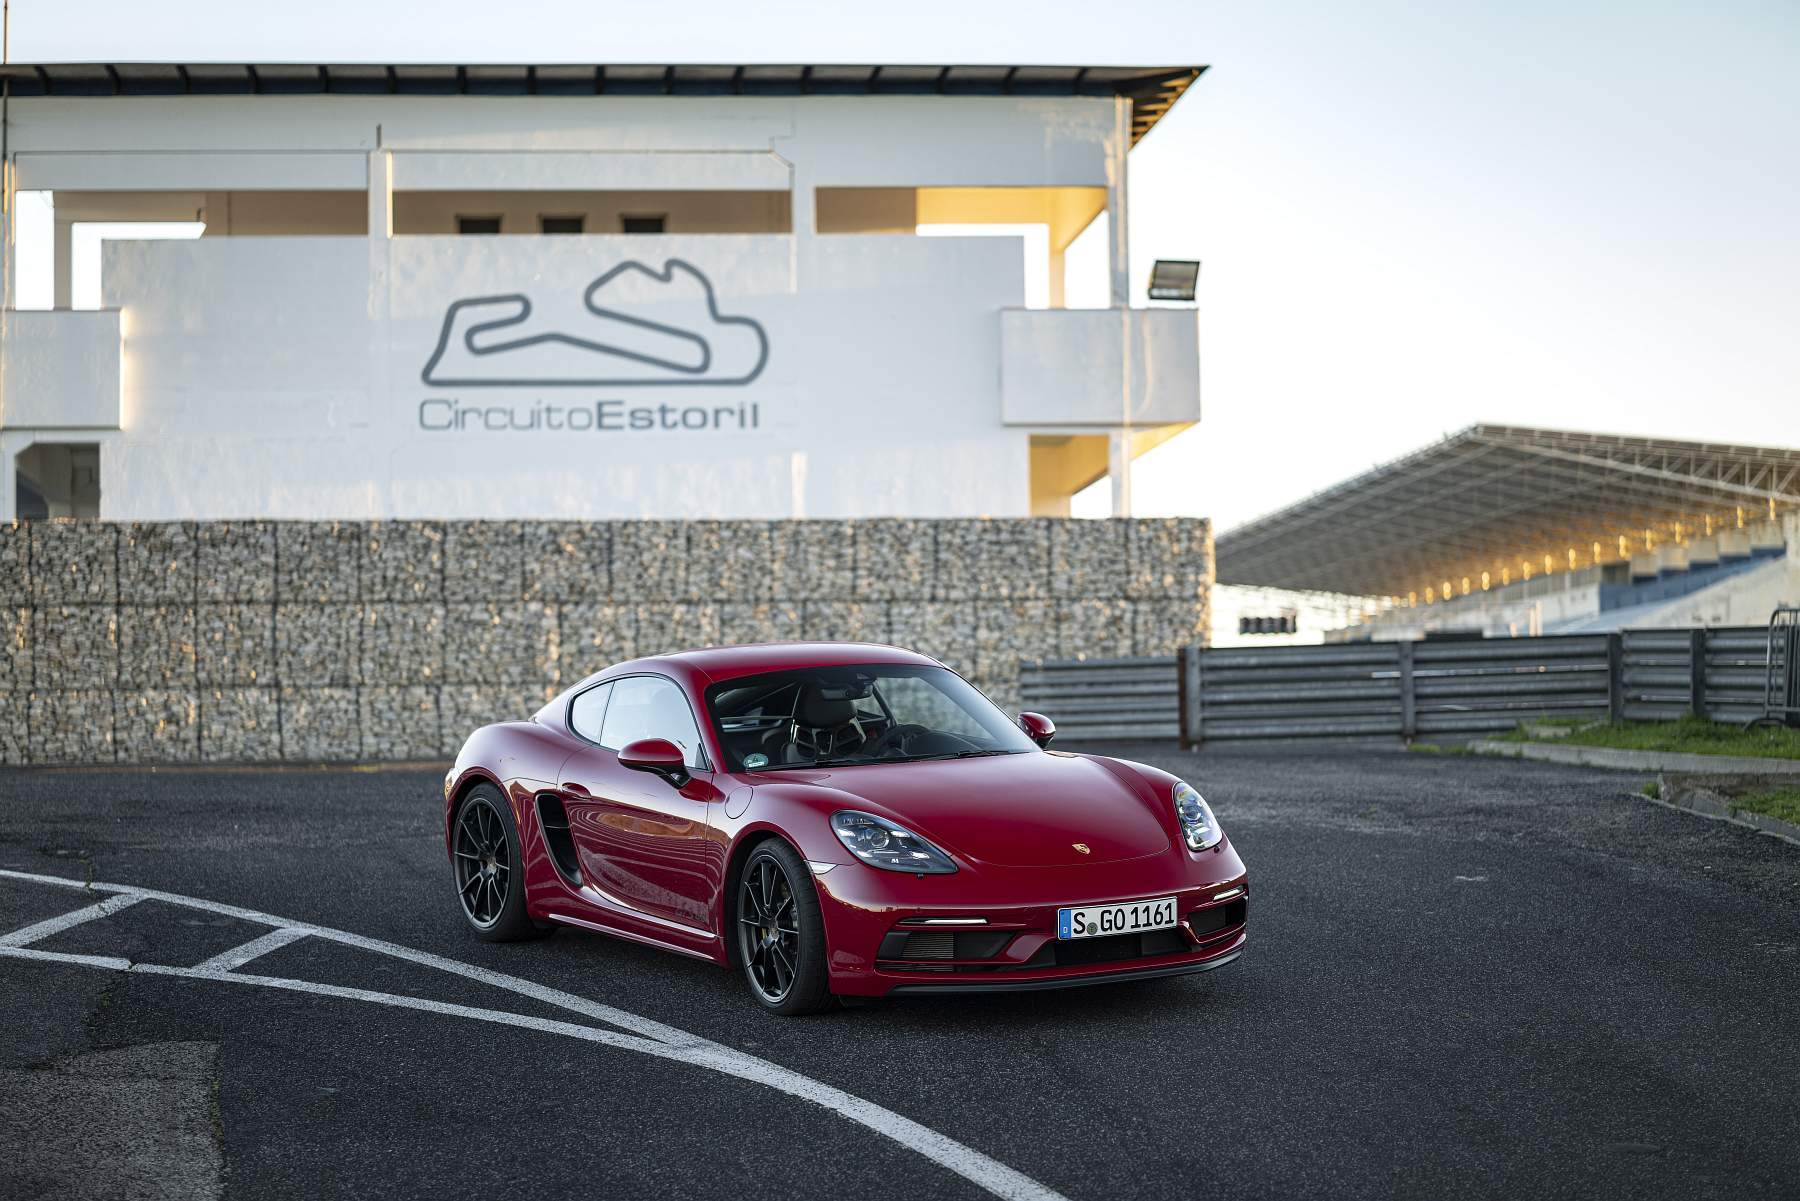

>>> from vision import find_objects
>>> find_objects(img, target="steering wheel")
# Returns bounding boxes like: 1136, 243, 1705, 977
868, 723, 932, 757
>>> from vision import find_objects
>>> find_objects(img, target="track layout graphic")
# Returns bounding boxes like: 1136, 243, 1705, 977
0, 868, 1063, 1201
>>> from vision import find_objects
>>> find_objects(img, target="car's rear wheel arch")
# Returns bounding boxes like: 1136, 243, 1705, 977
448, 779, 551, 941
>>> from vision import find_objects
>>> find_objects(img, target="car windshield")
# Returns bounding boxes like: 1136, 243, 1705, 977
704, 664, 1038, 772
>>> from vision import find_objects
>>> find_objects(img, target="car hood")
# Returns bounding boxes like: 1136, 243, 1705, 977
767, 752, 1172, 868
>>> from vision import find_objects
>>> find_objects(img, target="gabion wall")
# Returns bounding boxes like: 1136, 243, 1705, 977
0, 518, 1211, 765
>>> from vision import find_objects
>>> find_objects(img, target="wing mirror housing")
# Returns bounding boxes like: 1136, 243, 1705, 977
618, 737, 691, 787
1017, 712, 1056, 748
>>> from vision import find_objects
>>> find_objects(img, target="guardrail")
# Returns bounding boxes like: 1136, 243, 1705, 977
1018, 626, 1787, 746
1017, 656, 1181, 742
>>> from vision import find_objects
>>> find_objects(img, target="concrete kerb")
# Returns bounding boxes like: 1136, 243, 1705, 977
1469, 738, 1800, 848
1469, 739, 1800, 776
1651, 774, 1800, 849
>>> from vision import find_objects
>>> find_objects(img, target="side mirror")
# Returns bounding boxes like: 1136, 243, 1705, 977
618, 737, 691, 788
1018, 711, 1056, 748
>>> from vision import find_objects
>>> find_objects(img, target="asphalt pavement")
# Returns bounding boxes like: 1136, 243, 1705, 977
2, 744, 1797, 1201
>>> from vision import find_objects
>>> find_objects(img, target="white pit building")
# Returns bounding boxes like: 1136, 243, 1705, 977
0, 62, 1205, 522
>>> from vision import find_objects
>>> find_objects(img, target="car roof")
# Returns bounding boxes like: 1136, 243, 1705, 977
540, 642, 948, 733
604, 641, 941, 688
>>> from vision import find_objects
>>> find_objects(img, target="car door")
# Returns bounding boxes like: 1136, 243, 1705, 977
557, 674, 720, 930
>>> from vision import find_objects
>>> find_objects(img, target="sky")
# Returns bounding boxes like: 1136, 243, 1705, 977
9, 0, 1799, 531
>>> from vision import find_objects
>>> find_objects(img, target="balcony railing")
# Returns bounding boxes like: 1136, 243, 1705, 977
999, 307, 1200, 429
0, 310, 123, 430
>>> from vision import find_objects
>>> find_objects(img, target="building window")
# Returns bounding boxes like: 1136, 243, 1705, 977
540, 215, 585, 235
621, 214, 666, 234
457, 215, 502, 235
15, 443, 101, 519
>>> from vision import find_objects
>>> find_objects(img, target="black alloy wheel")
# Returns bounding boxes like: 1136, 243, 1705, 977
451, 785, 548, 942
736, 841, 832, 1015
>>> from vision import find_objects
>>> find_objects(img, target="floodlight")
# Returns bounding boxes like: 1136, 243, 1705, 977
1147, 259, 1200, 302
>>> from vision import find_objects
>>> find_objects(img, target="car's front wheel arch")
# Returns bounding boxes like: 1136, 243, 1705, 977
723, 830, 798, 968
725, 833, 834, 1015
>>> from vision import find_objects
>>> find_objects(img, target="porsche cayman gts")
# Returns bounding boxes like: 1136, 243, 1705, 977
443, 642, 1248, 1014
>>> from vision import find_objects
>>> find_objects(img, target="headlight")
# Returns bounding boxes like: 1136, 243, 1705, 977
831, 811, 957, 874
1173, 781, 1223, 851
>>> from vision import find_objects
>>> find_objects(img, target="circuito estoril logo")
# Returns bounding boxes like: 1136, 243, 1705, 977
420, 259, 769, 389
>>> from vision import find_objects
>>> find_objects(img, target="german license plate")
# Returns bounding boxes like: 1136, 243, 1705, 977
1057, 896, 1178, 940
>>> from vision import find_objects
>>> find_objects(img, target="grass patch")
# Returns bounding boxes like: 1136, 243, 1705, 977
1504, 715, 1800, 760
1641, 780, 1661, 800
1407, 742, 1470, 756
1732, 787, 1800, 826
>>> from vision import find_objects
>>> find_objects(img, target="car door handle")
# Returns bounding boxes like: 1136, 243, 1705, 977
561, 782, 591, 798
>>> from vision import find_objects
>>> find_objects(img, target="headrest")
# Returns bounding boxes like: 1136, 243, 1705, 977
797, 685, 857, 728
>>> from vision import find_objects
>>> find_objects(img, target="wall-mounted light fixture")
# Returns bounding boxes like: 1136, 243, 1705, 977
1147, 259, 1200, 302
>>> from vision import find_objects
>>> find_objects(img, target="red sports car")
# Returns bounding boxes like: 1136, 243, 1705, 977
443, 642, 1248, 1015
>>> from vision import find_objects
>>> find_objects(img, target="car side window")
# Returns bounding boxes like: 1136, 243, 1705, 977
600, 675, 705, 769
569, 682, 613, 743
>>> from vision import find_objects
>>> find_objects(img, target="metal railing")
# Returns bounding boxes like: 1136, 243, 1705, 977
1760, 608, 1800, 727
1017, 626, 1790, 746
1017, 656, 1181, 743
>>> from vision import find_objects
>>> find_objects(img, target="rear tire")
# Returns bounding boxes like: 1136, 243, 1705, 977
451, 784, 550, 943
736, 840, 833, 1016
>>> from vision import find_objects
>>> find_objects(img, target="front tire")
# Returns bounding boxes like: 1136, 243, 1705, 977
736, 841, 832, 1016
451, 784, 548, 942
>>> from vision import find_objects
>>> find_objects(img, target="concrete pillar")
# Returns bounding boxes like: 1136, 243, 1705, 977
366, 151, 393, 240
1629, 552, 1659, 580
788, 164, 814, 239
1, 139, 13, 436
1105, 100, 1134, 517
1749, 519, 1785, 555
1, 148, 13, 309
769, 140, 810, 300
52, 215, 72, 309
1106, 96, 1132, 308
1656, 544, 1689, 575
1685, 537, 1720, 569
0, 437, 16, 522
1109, 429, 1133, 517
365, 149, 392, 511
1717, 529, 1752, 560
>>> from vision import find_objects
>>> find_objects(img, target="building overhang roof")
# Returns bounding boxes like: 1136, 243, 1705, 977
0, 62, 1204, 145
1214, 425, 1800, 599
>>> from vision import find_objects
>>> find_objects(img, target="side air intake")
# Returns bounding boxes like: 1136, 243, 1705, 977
535, 795, 582, 885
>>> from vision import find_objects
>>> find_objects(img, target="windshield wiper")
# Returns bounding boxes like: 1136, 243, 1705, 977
751, 755, 879, 772
886, 748, 1022, 764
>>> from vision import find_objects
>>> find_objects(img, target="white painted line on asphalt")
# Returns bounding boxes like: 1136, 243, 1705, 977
0, 869, 1067, 1201
0, 945, 134, 971
189, 926, 311, 974
0, 868, 699, 1046
0, 891, 145, 947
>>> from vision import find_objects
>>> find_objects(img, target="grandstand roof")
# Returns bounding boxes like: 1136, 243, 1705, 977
1215, 425, 1800, 599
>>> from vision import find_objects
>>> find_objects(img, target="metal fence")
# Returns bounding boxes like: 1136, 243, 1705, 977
1017, 656, 1181, 743
1018, 626, 1788, 746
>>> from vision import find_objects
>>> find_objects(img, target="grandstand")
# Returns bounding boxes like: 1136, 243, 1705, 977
1214, 425, 1800, 640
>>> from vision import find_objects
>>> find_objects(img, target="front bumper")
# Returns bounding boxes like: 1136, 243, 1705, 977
887, 943, 1244, 995
814, 839, 1249, 997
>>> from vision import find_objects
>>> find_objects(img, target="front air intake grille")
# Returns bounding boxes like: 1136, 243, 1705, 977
1019, 927, 1190, 969
900, 931, 955, 960
878, 929, 1017, 963
1187, 897, 1247, 939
